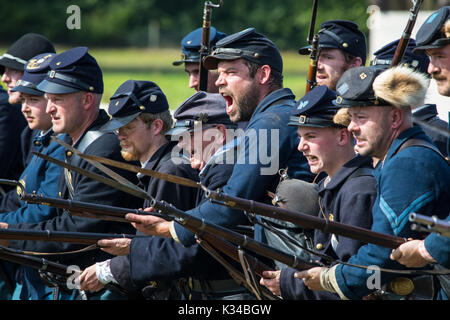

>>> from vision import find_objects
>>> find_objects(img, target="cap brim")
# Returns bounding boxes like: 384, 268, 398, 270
165, 126, 190, 137
298, 43, 338, 55
99, 112, 141, 132
298, 45, 311, 55
412, 44, 443, 53
11, 85, 44, 96
0, 57, 25, 72
36, 79, 81, 94
203, 54, 240, 70
172, 58, 199, 66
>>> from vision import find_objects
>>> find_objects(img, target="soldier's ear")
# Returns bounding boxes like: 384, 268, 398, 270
256, 65, 272, 85
81, 92, 94, 111
336, 127, 351, 146
151, 118, 164, 135
348, 56, 363, 68
214, 124, 227, 144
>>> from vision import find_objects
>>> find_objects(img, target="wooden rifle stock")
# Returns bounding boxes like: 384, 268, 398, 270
0, 246, 76, 278
305, 34, 320, 93
198, 1, 223, 91
305, 0, 320, 93
390, 0, 424, 67
0, 246, 128, 297
205, 189, 407, 249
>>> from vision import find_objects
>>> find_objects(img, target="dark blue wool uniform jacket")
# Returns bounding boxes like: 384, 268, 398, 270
0, 89, 27, 192
334, 127, 450, 300
7, 110, 142, 268
280, 155, 376, 300
113, 143, 240, 293
173, 88, 314, 247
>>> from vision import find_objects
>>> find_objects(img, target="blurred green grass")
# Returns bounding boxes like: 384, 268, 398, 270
2, 47, 309, 110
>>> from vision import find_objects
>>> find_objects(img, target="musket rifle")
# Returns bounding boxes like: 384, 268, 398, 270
410, 212, 450, 237
31, 152, 320, 273
0, 246, 128, 298
305, 0, 320, 93
390, 0, 424, 67
204, 188, 407, 249
198, 0, 223, 91
41, 140, 408, 250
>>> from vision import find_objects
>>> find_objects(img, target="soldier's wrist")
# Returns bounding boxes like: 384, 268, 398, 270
168, 221, 181, 244
418, 240, 436, 263
96, 259, 119, 285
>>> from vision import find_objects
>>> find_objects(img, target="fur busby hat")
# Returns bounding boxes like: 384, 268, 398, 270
334, 66, 429, 109
372, 65, 430, 109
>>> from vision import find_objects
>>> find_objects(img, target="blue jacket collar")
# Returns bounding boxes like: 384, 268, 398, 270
252, 88, 295, 117
319, 155, 373, 192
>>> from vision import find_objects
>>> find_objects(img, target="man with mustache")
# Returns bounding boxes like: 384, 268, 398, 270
0, 33, 55, 194
124, 28, 313, 257
259, 86, 376, 299
295, 65, 450, 300
371, 38, 448, 157
298, 20, 366, 91
389, 6, 450, 274
78, 80, 199, 299
80, 90, 254, 300
173, 27, 227, 93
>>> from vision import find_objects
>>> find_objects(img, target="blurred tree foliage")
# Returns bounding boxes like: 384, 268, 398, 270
1, 0, 372, 49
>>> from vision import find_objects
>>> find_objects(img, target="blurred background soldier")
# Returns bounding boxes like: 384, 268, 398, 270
371, 38, 448, 157
0, 52, 66, 300
172, 27, 227, 93
0, 33, 55, 195
298, 20, 366, 91
0, 47, 142, 300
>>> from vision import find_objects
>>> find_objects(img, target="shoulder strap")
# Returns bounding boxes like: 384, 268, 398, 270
396, 138, 449, 164
64, 130, 107, 199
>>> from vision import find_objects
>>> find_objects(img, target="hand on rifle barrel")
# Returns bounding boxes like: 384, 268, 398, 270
294, 267, 325, 291
259, 270, 281, 297
126, 207, 171, 238
98, 238, 131, 256
0, 222, 8, 247
390, 238, 436, 268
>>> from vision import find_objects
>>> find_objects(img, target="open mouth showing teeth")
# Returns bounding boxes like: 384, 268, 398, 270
221, 94, 234, 114
306, 155, 318, 162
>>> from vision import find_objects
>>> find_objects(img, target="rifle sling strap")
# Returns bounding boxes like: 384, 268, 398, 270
19, 243, 98, 256
196, 238, 274, 300
64, 130, 106, 199
396, 138, 448, 164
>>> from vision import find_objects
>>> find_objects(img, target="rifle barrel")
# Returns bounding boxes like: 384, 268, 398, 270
151, 199, 319, 271
0, 228, 136, 245
390, 0, 424, 67
205, 189, 406, 249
